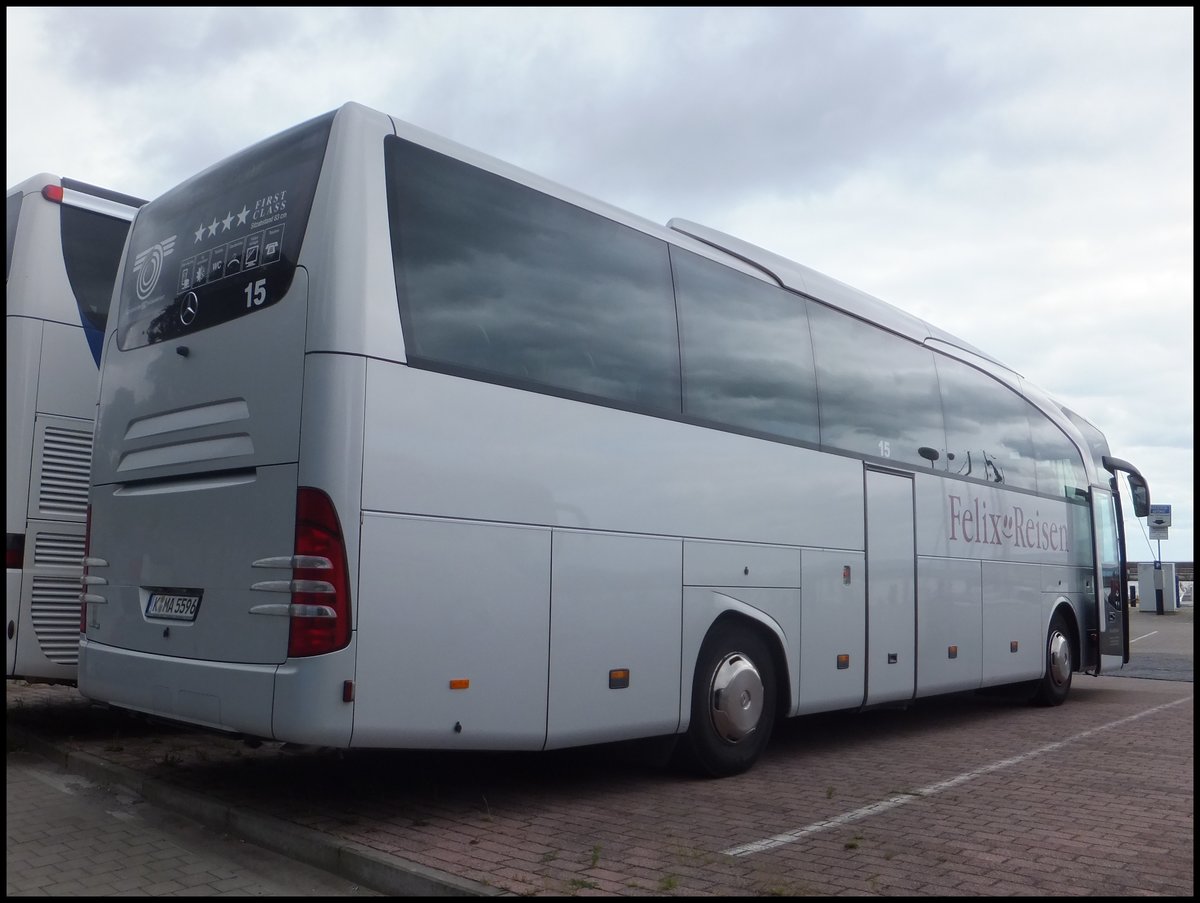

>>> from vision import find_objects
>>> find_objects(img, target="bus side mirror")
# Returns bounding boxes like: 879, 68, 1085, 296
1127, 474, 1150, 519
1102, 455, 1151, 518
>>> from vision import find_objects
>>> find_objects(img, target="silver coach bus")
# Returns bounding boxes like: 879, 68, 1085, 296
78, 103, 1149, 776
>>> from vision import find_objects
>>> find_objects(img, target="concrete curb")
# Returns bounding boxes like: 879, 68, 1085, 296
8, 724, 503, 897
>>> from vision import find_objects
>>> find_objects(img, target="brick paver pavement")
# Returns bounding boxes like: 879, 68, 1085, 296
7, 747, 380, 896
7, 607, 1192, 896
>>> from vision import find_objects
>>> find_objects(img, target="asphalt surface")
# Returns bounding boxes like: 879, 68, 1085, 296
1121, 603, 1194, 681
7, 604, 1193, 897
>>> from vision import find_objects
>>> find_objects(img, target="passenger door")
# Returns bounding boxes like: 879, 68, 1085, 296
1092, 487, 1125, 669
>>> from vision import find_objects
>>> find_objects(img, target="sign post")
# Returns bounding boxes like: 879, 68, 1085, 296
1148, 504, 1171, 572
1147, 505, 1172, 614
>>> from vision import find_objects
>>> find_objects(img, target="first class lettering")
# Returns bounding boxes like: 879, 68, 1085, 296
948, 493, 1068, 551
253, 191, 287, 220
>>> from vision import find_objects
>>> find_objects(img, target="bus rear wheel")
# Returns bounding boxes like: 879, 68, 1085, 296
1030, 612, 1073, 707
675, 622, 776, 778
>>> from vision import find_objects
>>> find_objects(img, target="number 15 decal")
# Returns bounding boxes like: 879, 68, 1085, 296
244, 278, 267, 308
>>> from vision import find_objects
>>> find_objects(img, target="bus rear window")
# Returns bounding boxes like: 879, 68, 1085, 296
116, 111, 334, 350
61, 205, 135, 331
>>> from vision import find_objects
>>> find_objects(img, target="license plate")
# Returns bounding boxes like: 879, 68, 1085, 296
145, 591, 202, 621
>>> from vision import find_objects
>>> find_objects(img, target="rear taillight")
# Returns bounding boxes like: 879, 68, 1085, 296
41, 184, 64, 204
80, 505, 92, 633
5, 533, 24, 570
288, 487, 352, 657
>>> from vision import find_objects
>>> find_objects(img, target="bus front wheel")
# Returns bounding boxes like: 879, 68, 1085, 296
675, 622, 776, 778
1030, 612, 1073, 707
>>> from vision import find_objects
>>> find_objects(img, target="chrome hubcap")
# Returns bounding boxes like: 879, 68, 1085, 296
1048, 629, 1071, 686
709, 652, 763, 743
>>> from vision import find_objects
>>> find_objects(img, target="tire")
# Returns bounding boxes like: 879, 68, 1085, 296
674, 622, 777, 778
1030, 612, 1073, 707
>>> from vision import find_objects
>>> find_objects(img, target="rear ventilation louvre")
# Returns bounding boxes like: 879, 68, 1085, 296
34, 532, 86, 568
35, 422, 93, 519
31, 576, 83, 664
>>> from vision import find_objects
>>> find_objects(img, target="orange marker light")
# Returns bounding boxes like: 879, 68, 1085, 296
449, 679, 470, 690
609, 669, 630, 689
836, 654, 850, 670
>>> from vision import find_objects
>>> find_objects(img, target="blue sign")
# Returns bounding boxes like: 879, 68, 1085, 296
1148, 504, 1171, 528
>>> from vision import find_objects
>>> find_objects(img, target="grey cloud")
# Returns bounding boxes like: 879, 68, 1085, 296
46, 7, 293, 81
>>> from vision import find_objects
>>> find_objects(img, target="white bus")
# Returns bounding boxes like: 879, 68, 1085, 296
78, 103, 1150, 776
7, 174, 144, 684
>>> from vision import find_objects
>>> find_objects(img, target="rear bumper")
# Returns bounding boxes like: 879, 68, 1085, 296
78, 635, 277, 739
78, 635, 357, 747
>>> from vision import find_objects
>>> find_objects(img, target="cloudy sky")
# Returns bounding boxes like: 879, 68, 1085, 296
7, 6, 1193, 565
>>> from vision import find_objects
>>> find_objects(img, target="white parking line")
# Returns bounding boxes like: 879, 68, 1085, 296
1130, 630, 1159, 643
722, 696, 1193, 857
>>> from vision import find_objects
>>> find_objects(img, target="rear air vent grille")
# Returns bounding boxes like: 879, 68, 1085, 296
36, 424, 93, 519
31, 576, 83, 664
34, 532, 86, 568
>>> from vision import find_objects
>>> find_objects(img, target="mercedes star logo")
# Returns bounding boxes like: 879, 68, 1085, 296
179, 292, 199, 326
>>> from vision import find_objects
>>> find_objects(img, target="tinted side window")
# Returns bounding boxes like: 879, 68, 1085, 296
1028, 410, 1088, 500
1062, 405, 1111, 477
6, 191, 20, 282
386, 137, 681, 413
61, 205, 132, 330
808, 304, 945, 467
674, 247, 818, 444
935, 356, 1037, 490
